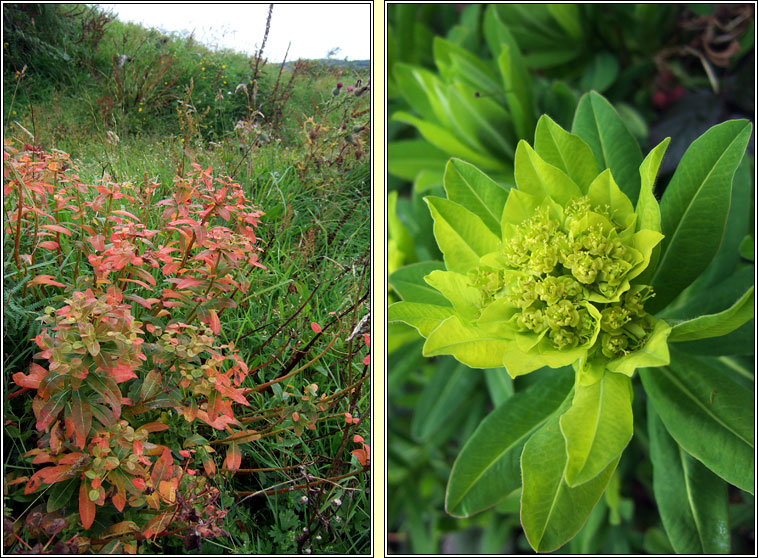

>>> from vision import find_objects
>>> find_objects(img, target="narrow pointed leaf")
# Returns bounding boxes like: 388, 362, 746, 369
446, 368, 573, 517
443, 158, 510, 235
424, 196, 501, 274
571, 91, 643, 205
668, 286, 754, 342
648, 405, 730, 553
640, 350, 754, 493
521, 404, 620, 552
560, 371, 633, 487
649, 119, 752, 313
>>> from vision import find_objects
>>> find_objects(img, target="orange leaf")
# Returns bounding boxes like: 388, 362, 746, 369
310, 322, 322, 333
79, 481, 96, 529
131, 477, 146, 491
223, 442, 241, 473
136, 422, 170, 434
28, 274, 66, 288
150, 447, 174, 487
40, 224, 72, 236
37, 241, 60, 250
12, 363, 47, 389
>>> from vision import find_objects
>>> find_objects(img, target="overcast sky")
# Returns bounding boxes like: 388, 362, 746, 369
97, 3, 371, 62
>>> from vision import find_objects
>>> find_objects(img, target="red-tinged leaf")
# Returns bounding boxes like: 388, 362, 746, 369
207, 309, 220, 335
79, 481, 96, 529
351, 448, 369, 467
139, 369, 161, 401
37, 241, 60, 250
311, 322, 322, 333
30, 451, 55, 465
221, 429, 261, 444
25, 470, 45, 494
162, 262, 181, 275
71, 391, 91, 450
35, 392, 68, 431
111, 209, 140, 220
103, 520, 139, 539
91, 476, 101, 489
58, 452, 86, 465
363, 354, 370, 366
128, 266, 157, 286
13, 363, 47, 389
117, 278, 153, 290
175, 277, 204, 290
158, 478, 178, 504
40, 224, 73, 236
49, 421, 64, 455
362, 333, 370, 347
292, 411, 300, 422
131, 477, 146, 491
143, 512, 173, 539
29, 274, 66, 288
168, 218, 198, 226
353, 434, 364, 443
136, 422, 169, 434
106, 362, 138, 383
124, 294, 160, 309
224, 442, 242, 473
215, 384, 250, 407
202, 453, 216, 476
197, 409, 240, 430
6, 475, 28, 486
87, 235, 105, 251
150, 447, 174, 487
35, 465, 71, 484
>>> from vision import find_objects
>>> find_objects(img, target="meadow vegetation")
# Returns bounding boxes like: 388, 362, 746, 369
3, 4, 371, 554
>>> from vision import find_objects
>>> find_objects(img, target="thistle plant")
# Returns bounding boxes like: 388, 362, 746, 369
389, 92, 754, 552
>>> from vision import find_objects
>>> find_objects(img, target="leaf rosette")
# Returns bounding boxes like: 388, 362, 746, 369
390, 113, 672, 384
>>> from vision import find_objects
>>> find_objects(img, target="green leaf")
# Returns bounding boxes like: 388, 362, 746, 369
387, 139, 449, 182
580, 52, 619, 93
139, 369, 161, 402
446, 368, 573, 517
639, 349, 754, 493
648, 405, 730, 554
433, 36, 500, 94
483, 367, 514, 406
560, 371, 633, 487
389, 261, 448, 304
393, 63, 448, 126
513, 140, 582, 206
425, 196, 501, 274
586, 169, 635, 227
393, 111, 503, 171
411, 358, 479, 442
47, 478, 78, 513
633, 137, 670, 283
424, 315, 510, 369
534, 114, 598, 193
388, 191, 417, 270
521, 403, 620, 552
571, 91, 643, 205
497, 46, 535, 142
649, 119, 752, 313
443, 158, 510, 235
424, 270, 482, 321
547, 3, 583, 40
445, 82, 517, 161
668, 286, 754, 342
387, 301, 455, 338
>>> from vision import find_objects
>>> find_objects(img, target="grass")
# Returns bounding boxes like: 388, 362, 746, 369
3, 4, 370, 554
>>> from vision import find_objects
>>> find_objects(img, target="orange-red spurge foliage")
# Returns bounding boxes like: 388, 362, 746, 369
3, 140, 274, 550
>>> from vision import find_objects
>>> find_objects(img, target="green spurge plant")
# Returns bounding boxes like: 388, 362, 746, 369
389, 91, 754, 552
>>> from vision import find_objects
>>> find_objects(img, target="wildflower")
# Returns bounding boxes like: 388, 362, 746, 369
390, 114, 671, 384
331, 82, 343, 97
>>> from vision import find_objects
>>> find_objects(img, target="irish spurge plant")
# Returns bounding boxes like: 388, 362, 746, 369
389, 91, 754, 552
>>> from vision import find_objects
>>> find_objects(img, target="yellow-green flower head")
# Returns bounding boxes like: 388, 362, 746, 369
396, 115, 672, 384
